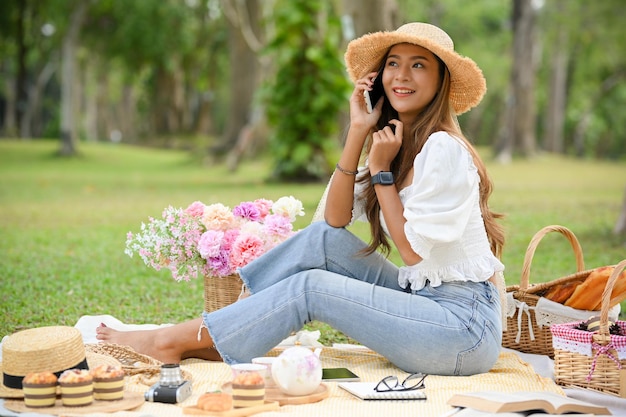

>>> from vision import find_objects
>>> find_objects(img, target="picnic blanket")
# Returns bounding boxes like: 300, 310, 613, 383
78, 316, 563, 416
0, 315, 613, 416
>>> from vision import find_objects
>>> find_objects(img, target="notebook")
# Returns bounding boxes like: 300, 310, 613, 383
338, 382, 427, 401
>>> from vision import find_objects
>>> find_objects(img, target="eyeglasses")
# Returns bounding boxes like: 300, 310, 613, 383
374, 373, 426, 392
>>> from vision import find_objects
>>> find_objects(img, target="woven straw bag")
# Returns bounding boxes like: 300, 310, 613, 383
85, 343, 192, 387
503, 225, 602, 358
552, 259, 626, 397
204, 273, 245, 313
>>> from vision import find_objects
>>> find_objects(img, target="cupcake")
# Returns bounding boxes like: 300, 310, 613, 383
59, 369, 93, 406
90, 364, 125, 401
22, 372, 58, 408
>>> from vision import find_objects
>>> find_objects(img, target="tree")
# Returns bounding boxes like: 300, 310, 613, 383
496, 0, 539, 162
59, 0, 88, 156
264, 0, 350, 182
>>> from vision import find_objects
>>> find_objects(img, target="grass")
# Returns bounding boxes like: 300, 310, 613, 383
1, 140, 625, 344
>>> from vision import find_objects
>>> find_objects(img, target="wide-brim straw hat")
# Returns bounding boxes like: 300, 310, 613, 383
0, 325, 121, 398
344, 22, 486, 115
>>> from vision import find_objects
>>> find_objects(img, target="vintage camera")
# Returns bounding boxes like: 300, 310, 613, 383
144, 363, 192, 404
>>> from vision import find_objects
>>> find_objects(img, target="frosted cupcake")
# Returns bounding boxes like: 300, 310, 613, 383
90, 364, 125, 401
22, 372, 58, 408
59, 369, 93, 406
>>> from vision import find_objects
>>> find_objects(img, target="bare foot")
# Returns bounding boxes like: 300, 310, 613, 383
96, 325, 182, 364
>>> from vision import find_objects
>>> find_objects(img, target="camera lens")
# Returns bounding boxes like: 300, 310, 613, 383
159, 364, 184, 387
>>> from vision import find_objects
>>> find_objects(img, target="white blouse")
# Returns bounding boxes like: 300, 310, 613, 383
353, 131, 504, 291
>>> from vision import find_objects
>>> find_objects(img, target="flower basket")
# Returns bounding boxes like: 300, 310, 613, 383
503, 225, 606, 358
125, 197, 304, 309
204, 274, 244, 313
551, 259, 626, 397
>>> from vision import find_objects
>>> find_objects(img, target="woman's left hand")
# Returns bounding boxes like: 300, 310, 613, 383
368, 119, 403, 174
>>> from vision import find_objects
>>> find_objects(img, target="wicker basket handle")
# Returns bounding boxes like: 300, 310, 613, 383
519, 225, 585, 290
599, 259, 626, 336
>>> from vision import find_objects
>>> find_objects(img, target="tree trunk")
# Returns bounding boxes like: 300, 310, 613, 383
341, 0, 398, 37
2, 64, 18, 137
615, 186, 626, 236
15, 0, 28, 138
496, 0, 538, 161
544, 2, 568, 154
214, 0, 260, 156
59, 1, 88, 156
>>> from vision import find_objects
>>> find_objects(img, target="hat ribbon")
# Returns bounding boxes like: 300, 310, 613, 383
2, 356, 89, 389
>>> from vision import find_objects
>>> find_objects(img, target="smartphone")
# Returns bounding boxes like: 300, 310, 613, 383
322, 367, 361, 382
363, 64, 385, 113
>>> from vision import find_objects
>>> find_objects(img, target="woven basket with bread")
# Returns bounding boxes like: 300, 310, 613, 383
503, 225, 625, 358
551, 259, 626, 397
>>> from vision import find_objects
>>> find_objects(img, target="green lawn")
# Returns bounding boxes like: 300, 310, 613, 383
1, 140, 625, 343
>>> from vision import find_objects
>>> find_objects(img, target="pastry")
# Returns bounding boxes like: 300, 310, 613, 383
232, 371, 265, 408
59, 369, 93, 407
197, 392, 233, 411
90, 364, 125, 401
22, 372, 58, 408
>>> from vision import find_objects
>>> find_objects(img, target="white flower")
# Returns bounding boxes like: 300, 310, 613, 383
272, 196, 305, 222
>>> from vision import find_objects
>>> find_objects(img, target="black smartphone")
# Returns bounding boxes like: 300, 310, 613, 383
363, 63, 386, 113
322, 367, 361, 382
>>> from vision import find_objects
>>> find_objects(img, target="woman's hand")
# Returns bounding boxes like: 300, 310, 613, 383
368, 119, 403, 174
349, 72, 383, 131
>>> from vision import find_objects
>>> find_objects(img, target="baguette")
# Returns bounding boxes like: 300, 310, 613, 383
564, 266, 615, 310
542, 280, 584, 304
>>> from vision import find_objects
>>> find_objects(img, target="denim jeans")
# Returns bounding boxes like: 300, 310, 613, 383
203, 221, 502, 376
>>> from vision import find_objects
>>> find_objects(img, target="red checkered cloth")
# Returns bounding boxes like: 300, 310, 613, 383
551, 321, 626, 359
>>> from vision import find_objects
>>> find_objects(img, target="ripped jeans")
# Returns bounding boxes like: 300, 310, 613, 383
203, 221, 502, 375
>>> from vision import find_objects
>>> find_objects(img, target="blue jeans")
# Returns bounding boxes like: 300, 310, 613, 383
203, 221, 502, 376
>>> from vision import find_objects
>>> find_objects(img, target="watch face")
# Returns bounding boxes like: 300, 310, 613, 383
372, 171, 394, 185
379, 172, 394, 184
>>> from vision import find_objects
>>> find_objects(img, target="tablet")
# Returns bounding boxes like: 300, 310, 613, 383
322, 367, 360, 382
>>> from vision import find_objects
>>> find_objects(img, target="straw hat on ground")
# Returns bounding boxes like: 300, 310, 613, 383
0, 325, 121, 398
344, 22, 486, 115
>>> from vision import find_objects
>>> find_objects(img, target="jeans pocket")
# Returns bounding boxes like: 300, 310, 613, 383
455, 320, 500, 375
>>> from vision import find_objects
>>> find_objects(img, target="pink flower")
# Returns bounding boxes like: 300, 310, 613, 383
198, 230, 224, 258
185, 201, 206, 217
230, 233, 266, 269
233, 202, 261, 222
254, 199, 273, 219
263, 213, 293, 237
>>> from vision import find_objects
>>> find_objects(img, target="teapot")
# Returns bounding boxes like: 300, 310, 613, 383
271, 346, 322, 396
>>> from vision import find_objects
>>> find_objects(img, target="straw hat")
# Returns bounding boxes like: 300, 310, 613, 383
344, 22, 486, 115
0, 326, 121, 398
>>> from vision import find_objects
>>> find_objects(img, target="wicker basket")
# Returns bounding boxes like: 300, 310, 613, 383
503, 225, 597, 358
552, 259, 626, 397
204, 273, 244, 313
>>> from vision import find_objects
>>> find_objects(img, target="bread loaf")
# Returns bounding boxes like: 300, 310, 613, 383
542, 280, 584, 304
565, 266, 616, 310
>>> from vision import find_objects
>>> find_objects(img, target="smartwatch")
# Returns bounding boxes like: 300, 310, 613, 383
371, 171, 394, 186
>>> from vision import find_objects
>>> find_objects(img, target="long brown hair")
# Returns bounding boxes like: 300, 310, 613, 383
357, 52, 505, 259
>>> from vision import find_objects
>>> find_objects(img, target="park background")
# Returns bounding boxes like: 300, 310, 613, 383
1, 0, 625, 343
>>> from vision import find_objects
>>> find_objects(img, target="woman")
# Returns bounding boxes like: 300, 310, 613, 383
97, 22, 505, 376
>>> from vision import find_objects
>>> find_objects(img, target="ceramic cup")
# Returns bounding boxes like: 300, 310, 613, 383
252, 357, 277, 388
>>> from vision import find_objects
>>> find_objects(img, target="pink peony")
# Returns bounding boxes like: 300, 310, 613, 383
254, 199, 273, 219
229, 234, 266, 269
185, 201, 206, 217
198, 230, 224, 258
233, 202, 261, 222
263, 213, 293, 237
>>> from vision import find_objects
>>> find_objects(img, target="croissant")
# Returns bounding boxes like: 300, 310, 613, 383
197, 392, 232, 412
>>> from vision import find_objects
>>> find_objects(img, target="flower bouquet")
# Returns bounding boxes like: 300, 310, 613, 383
126, 196, 305, 312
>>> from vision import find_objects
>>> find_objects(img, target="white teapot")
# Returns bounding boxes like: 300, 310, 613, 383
271, 346, 322, 396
